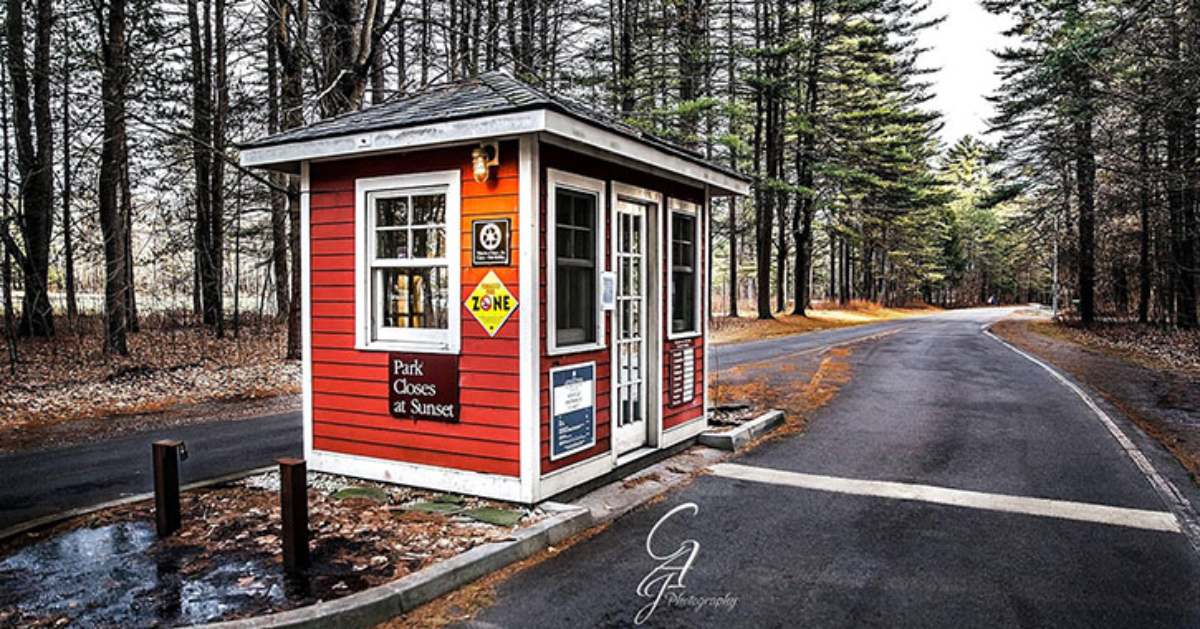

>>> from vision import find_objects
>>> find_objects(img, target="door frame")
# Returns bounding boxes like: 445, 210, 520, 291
608, 181, 663, 459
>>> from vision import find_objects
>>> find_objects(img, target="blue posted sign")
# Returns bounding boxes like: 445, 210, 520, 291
550, 363, 596, 460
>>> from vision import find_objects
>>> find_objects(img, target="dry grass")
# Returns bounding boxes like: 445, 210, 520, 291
710, 300, 939, 345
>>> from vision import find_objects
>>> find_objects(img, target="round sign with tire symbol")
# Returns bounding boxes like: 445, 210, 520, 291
479, 223, 502, 251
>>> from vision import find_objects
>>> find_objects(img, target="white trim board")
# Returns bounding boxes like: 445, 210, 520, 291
301, 162, 314, 461
241, 108, 751, 196
518, 135, 541, 504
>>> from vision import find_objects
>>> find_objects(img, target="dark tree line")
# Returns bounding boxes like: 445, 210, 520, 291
0, 0, 1191, 366
986, 0, 1200, 326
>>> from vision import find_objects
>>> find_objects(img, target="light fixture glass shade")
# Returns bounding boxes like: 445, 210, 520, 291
472, 148, 489, 183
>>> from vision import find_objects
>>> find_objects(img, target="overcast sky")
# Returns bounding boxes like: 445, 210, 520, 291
920, 0, 1013, 147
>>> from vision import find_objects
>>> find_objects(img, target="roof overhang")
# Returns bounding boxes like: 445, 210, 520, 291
240, 108, 751, 196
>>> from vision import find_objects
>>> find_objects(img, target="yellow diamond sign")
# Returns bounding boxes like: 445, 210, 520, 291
465, 270, 518, 337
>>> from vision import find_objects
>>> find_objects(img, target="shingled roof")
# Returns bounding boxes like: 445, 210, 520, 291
243, 70, 748, 184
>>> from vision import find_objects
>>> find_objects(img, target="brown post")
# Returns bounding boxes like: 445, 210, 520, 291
278, 457, 309, 573
152, 440, 182, 537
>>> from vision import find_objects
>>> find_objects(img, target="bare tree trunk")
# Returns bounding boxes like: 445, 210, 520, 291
486, 0, 498, 70
98, 0, 130, 354
210, 0, 228, 337
266, 23, 290, 321
121, 152, 138, 331
725, 0, 738, 318
1138, 106, 1152, 324
370, 0, 386, 103
5, 0, 56, 338
420, 0, 430, 86
1073, 75, 1096, 325
189, 0, 219, 333
273, 0, 307, 359
61, 0, 77, 324
792, 0, 823, 316
1, 62, 17, 371
396, 2, 407, 94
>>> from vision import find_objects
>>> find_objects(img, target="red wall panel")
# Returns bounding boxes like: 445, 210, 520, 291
308, 142, 522, 477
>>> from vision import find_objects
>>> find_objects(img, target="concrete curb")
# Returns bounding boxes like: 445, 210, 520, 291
698, 410, 786, 451
194, 502, 592, 629
0, 465, 275, 543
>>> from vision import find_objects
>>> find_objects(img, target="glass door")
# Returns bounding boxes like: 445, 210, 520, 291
614, 199, 649, 453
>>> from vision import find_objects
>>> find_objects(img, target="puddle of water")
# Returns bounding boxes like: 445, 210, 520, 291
0, 521, 293, 627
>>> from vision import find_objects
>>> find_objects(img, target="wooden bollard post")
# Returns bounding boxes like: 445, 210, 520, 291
152, 440, 183, 537
278, 457, 309, 574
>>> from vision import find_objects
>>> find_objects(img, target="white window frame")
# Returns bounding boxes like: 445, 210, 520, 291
667, 198, 702, 340
546, 168, 607, 355
354, 170, 461, 354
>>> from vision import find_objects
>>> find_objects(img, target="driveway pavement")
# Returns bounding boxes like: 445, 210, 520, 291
460, 308, 1200, 628
0, 412, 300, 529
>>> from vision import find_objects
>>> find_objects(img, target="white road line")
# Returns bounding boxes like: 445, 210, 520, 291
983, 325, 1200, 554
709, 462, 1182, 533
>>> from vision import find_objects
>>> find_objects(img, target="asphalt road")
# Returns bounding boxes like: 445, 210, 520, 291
0, 412, 300, 529
463, 308, 1200, 628
0, 312, 925, 531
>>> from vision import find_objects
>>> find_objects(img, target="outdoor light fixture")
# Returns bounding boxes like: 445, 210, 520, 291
472, 142, 500, 183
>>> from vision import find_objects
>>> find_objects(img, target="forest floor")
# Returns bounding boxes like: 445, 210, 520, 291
992, 316, 1200, 485
710, 299, 940, 345
0, 315, 300, 453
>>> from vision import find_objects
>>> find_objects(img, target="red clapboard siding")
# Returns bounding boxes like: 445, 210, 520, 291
315, 407, 518, 438
308, 141, 522, 477
538, 143, 707, 474
313, 437, 518, 476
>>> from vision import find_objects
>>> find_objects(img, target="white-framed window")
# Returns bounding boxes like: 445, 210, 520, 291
668, 198, 702, 339
355, 170, 461, 353
547, 169, 606, 355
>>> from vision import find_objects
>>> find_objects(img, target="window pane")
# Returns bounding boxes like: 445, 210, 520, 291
376, 196, 408, 227
377, 229, 409, 259
554, 188, 597, 346
672, 270, 696, 334
379, 266, 449, 330
557, 226, 574, 259
573, 230, 592, 261
411, 227, 445, 258
411, 194, 445, 225
671, 212, 698, 334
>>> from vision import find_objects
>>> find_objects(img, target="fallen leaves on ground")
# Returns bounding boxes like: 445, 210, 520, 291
0, 314, 300, 442
1032, 319, 1200, 376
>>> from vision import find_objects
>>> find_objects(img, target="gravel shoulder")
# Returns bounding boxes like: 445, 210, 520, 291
992, 318, 1200, 485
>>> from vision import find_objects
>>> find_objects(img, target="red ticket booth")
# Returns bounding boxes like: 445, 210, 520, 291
242, 71, 749, 503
